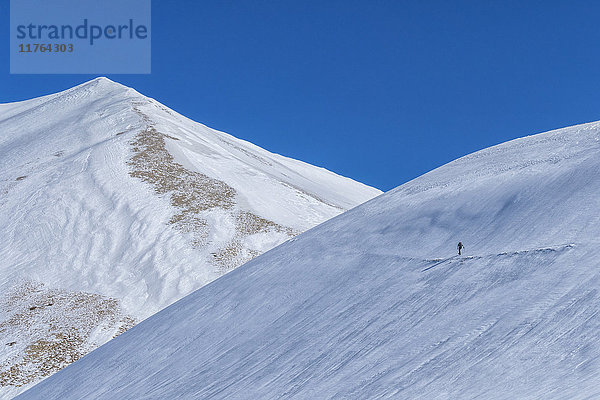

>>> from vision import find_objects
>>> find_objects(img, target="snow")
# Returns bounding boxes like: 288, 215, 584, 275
0, 77, 380, 398
16, 117, 600, 399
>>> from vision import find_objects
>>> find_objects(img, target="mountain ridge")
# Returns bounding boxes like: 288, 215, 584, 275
16, 116, 600, 399
0, 78, 380, 398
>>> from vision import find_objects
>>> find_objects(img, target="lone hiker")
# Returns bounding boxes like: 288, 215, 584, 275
457, 242, 464, 255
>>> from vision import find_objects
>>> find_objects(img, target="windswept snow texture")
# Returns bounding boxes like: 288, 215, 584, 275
0, 77, 380, 398
19, 121, 600, 399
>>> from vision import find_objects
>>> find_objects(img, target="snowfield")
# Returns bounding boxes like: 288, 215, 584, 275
0, 77, 380, 398
18, 117, 600, 398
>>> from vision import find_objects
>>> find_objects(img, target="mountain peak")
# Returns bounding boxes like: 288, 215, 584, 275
87, 76, 119, 86
0, 79, 380, 398
93, 76, 111, 82
72, 76, 130, 94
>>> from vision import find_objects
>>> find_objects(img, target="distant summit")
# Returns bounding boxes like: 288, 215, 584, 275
0, 78, 380, 398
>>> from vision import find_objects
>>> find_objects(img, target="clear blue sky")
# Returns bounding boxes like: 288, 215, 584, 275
2, 1, 600, 191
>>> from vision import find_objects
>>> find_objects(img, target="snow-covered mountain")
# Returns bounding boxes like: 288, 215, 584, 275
18, 119, 600, 399
0, 77, 381, 398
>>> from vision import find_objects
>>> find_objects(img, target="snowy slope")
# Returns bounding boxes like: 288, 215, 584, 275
18, 120, 600, 399
0, 78, 381, 398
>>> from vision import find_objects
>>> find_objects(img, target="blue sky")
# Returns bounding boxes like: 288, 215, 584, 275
2, 1, 600, 191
